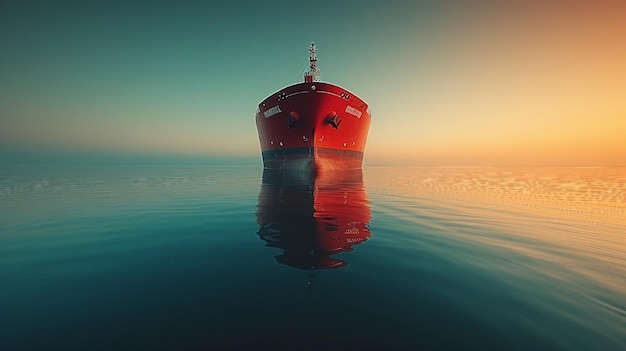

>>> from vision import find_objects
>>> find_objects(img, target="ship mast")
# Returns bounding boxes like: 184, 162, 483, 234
304, 42, 321, 83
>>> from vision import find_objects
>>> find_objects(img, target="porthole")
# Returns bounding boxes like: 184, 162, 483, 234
279, 141, 284, 147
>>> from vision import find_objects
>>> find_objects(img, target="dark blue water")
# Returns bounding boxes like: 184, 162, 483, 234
1, 165, 624, 350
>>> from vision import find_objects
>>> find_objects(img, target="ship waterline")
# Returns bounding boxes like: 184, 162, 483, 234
255, 44, 371, 172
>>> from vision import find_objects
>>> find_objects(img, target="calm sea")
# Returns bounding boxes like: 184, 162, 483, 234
1, 165, 624, 350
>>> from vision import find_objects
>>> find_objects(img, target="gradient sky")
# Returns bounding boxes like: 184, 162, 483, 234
1, 0, 624, 166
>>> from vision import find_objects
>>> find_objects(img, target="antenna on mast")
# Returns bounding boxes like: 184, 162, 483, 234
304, 42, 321, 83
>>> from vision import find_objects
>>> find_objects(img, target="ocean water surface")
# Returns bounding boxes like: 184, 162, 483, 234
1, 164, 624, 350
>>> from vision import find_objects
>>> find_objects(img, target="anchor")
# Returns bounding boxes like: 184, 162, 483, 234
327, 113, 341, 129
287, 111, 300, 129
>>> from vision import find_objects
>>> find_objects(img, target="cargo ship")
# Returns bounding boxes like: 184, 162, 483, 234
255, 43, 371, 172
256, 169, 371, 269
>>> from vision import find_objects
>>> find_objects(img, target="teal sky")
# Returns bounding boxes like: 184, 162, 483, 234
2, 0, 625, 165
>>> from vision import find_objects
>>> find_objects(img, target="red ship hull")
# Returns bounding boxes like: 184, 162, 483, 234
256, 82, 371, 172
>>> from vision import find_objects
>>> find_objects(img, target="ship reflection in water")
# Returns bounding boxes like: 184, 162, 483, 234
256, 169, 371, 270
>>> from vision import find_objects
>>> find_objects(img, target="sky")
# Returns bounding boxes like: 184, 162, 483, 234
1, 0, 624, 166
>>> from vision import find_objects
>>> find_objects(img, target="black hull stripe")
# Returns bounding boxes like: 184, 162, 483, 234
261, 147, 364, 171
261, 147, 363, 160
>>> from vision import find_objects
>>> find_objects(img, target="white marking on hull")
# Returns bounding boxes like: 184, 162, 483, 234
345, 105, 362, 118
263, 105, 282, 118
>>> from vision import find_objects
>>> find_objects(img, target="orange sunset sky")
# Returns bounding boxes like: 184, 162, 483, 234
1, 0, 624, 165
